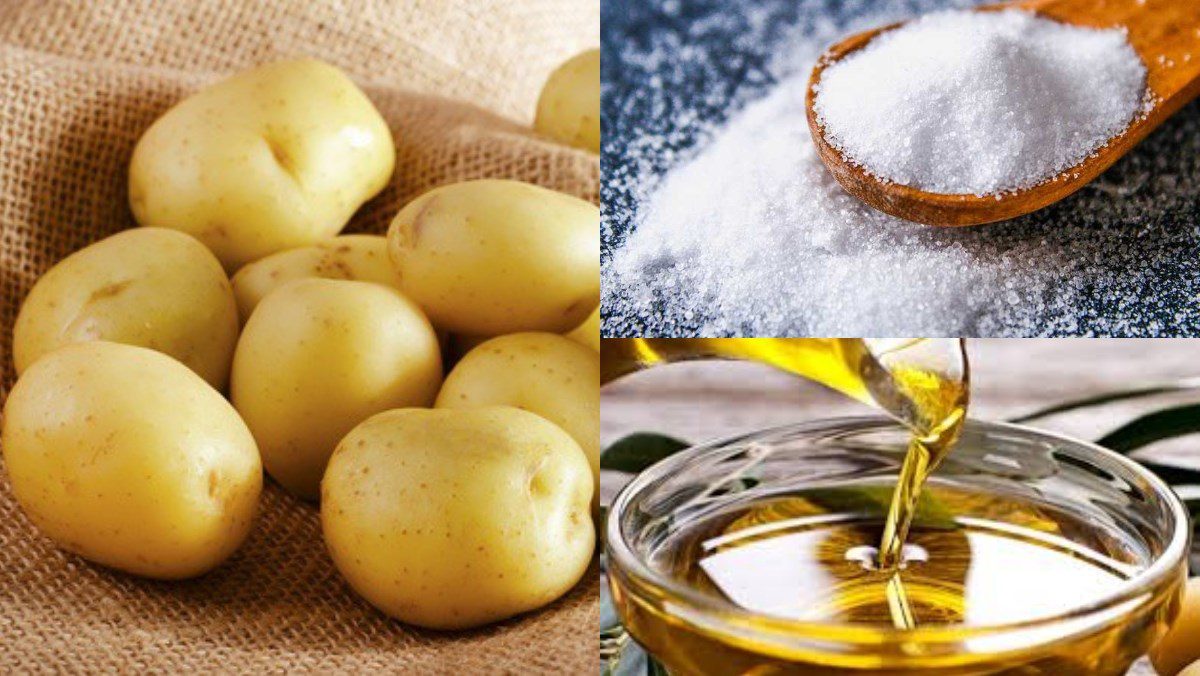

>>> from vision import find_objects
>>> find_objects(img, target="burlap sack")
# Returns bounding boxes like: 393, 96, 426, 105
0, 1, 599, 672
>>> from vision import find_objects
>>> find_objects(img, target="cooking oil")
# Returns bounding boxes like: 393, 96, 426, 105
602, 338, 1181, 674
662, 488, 1136, 627
601, 338, 967, 581
614, 483, 1173, 675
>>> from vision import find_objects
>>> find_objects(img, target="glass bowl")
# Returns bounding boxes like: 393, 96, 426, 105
605, 417, 1190, 675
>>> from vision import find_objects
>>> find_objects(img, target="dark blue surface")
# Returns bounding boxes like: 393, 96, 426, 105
601, 0, 835, 258
601, 0, 1200, 337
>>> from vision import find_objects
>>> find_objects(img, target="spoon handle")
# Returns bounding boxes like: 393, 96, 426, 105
1009, 0, 1200, 108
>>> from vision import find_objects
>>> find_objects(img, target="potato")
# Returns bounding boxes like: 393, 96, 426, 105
564, 304, 600, 352
129, 58, 395, 270
387, 179, 599, 335
1, 342, 261, 579
435, 333, 599, 511
1152, 577, 1200, 676
231, 234, 398, 321
231, 278, 441, 499
1184, 662, 1200, 676
535, 49, 600, 153
12, 228, 238, 390
321, 406, 594, 629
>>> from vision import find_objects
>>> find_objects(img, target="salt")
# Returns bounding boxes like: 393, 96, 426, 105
601, 0, 1200, 337
812, 10, 1147, 196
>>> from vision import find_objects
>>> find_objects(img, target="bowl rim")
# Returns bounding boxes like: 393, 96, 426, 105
604, 415, 1191, 649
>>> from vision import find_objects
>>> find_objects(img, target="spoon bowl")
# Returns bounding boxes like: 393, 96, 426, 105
806, 0, 1200, 226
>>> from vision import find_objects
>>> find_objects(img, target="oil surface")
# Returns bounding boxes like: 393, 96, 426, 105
654, 489, 1135, 628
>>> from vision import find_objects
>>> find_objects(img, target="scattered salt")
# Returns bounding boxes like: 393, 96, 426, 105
601, 0, 1200, 337
812, 10, 1147, 195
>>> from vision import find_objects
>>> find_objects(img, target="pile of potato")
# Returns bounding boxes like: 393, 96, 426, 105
1, 52, 599, 630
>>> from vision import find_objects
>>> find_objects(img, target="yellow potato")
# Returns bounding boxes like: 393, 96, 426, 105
387, 179, 599, 335
1152, 576, 1200, 676
321, 406, 594, 629
435, 333, 599, 511
1, 342, 261, 579
564, 304, 600, 352
231, 278, 441, 499
12, 228, 238, 390
535, 49, 600, 153
129, 58, 395, 270
231, 234, 399, 321
1182, 661, 1200, 676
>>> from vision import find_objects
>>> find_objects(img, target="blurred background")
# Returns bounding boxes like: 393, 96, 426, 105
602, 338, 1200, 501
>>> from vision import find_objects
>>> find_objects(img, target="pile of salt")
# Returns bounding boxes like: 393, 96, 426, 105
601, 0, 1199, 337
812, 10, 1147, 195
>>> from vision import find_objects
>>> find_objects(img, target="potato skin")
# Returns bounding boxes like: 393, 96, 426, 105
231, 234, 399, 322
1, 342, 261, 579
564, 304, 600, 352
535, 49, 600, 153
321, 407, 594, 630
12, 228, 238, 390
129, 58, 395, 270
436, 333, 600, 511
387, 179, 599, 335
231, 278, 441, 499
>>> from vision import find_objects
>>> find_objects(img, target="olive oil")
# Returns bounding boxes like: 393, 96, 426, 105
614, 483, 1172, 675
603, 339, 1184, 674
601, 339, 967, 584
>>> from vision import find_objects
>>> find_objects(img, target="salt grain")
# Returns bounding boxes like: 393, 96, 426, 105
813, 10, 1147, 195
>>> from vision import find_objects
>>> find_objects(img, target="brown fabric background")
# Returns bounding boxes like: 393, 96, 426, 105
0, 0, 599, 672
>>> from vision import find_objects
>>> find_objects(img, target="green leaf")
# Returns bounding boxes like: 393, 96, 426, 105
608, 640, 666, 676
599, 504, 610, 553
1170, 486, 1200, 576
1137, 461, 1200, 486
602, 433, 691, 473
1009, 381, 1200, 424
599, 578, 628, 673
600, 578, 668, 676
1095, 403, 1200, 454
1171, 485, 1200, 516
600, 627, 655, 676
600, 575, 619, 632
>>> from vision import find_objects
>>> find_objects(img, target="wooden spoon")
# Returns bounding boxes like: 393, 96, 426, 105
805, 0, 1200, 227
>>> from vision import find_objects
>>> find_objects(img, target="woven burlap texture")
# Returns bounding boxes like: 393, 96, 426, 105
0, 1, 599, 672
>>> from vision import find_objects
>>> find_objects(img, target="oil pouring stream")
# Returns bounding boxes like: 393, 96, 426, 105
600, 338, 969, 629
